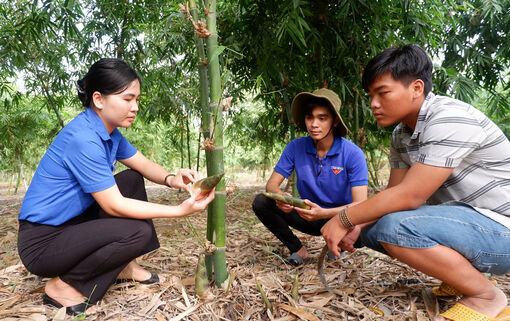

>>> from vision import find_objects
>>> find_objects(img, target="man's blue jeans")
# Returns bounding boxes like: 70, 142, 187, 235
359, 204, 510, 275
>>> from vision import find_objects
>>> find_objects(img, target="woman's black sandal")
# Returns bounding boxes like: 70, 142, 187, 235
42, 293, 91, 316
116, 272, 159, 284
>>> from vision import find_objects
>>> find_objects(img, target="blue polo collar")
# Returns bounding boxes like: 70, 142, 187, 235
305, 136, 343, 157
84, 107, 117, 142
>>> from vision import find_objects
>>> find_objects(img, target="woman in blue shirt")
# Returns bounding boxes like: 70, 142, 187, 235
252, 88, 368, 267
17, 58, 214, 316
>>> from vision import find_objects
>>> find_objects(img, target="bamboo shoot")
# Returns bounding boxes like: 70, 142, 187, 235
263, 192, 311, 210
192, 173, 224, 194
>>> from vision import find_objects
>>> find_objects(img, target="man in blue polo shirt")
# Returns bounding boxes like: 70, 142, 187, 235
252, 88, 368, 266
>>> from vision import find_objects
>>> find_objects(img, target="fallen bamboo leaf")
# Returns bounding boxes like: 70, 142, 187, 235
25, 313, 46, 321
279, 304, 321, 321
168, 304, 201, 321
53, 307, 66, 321
0, 295, 20, 312
222, 272, 233, 293
370, 303, 391, 316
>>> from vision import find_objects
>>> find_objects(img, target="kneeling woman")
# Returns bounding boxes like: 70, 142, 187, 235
17, 58, 214, 315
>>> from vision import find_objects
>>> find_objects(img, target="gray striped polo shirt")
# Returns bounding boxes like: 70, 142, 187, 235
390, 92, 510, 229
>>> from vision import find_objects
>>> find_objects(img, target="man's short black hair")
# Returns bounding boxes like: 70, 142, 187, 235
362, 44, 433, 95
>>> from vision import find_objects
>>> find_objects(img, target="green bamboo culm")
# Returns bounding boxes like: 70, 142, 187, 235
203, 0, 227, 287
189, 0, 214, 281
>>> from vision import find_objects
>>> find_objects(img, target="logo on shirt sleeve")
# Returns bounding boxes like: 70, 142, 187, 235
331, 166, 344, 175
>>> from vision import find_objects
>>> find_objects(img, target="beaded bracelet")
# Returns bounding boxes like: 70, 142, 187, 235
338, 206, 354, 229
164, 173, 175, 187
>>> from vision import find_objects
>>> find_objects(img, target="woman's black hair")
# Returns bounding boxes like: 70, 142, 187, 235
77, 58, 140, 108
362, 44, 433, 95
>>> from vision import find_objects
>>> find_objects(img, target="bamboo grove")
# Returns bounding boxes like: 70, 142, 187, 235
1, 0, 509, 296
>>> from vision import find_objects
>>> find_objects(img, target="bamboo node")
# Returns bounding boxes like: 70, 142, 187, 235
201, 137, 215, 150
204, 240, 217, 253
221, 97, 233, 111
193, 20, 211, 38
179, 3, 210, 38
226, 183, 237, 195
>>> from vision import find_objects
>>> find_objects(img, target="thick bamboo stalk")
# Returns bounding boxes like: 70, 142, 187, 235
189, 0, 215, 281
189, 0, 213, 279
204, 0, 227, 287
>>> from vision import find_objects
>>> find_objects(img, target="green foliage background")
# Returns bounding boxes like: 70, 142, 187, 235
0, 0, 508, 191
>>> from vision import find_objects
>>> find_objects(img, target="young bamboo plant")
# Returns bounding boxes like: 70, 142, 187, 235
182, 0, 228, 290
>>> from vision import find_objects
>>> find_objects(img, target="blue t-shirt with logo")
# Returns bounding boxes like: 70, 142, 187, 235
18, 108, 137, 226
274, 136, 368, 208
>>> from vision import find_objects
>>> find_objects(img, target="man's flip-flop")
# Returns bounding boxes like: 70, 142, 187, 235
285, 252, 309, 267
439, 302, 510, 321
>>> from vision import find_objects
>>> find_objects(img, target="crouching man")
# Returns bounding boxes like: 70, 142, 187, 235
321, 44, 510, 321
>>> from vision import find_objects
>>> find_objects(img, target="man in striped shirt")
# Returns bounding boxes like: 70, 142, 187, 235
321, 44, 510, 320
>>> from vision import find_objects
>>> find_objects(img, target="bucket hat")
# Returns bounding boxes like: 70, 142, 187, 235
291, 88, 349, 137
